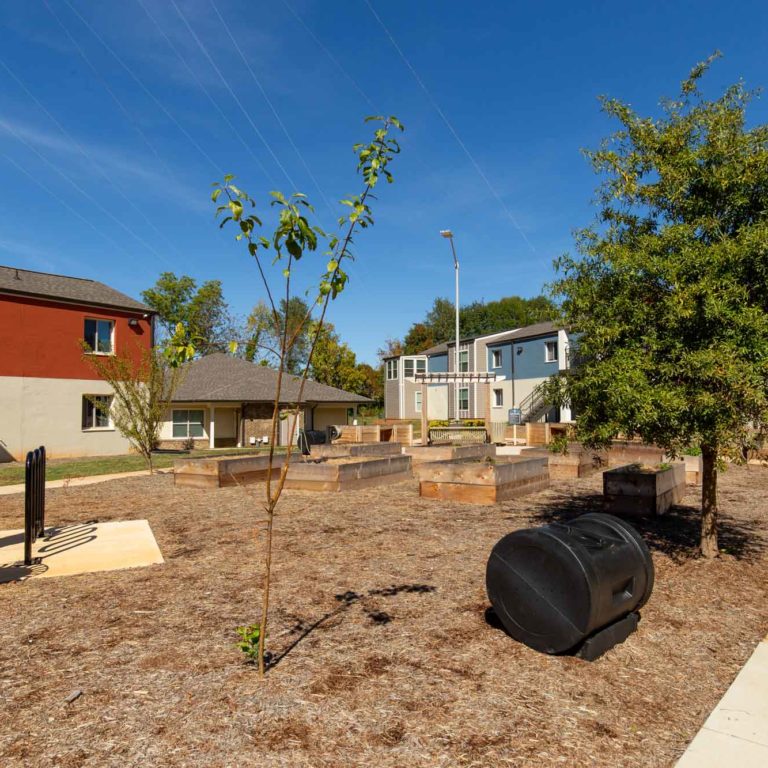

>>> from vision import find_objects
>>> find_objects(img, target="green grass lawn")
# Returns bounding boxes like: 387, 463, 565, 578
0, 447, 280, 487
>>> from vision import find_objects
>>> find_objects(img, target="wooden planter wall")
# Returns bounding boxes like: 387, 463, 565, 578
603, 462, 686, 517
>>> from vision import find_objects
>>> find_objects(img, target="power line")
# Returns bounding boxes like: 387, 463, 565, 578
363, 0, 536, 253
281, 0, 378, 113
134, 0, 276, 187
0, 55, 179, 264
1, 153, 133, 259
210, 0, 335, 218
169, 0, 297, 190
0, 118, 168, 262
60, 0, 222, 175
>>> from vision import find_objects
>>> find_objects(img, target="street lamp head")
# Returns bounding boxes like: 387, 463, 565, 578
439, 229, 453, 239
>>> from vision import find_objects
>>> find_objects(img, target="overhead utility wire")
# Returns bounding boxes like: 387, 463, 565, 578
135, 0, 276, 187
0, 55, 178, 264
210, 0, 335, 218
43, 0, 178, 183
0, 118, 170, 262
169, 0, 297, 190
2, 153, 134, 259
363, 0, 536, 253
61, 0, 222, 175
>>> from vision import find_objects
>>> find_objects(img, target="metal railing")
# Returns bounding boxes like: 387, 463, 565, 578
519, 381, 550, 423
24, 446, 46, 566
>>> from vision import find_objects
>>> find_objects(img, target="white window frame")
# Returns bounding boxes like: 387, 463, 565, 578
82, 395, 113, 431
416, 358, 426, 374
84, 318, 115, 355
172, 409, 206, 439
404, 359, 414, 378
458, 387, 469, 412
459, 349, 469, 372
386, 359, 398, 380
415, 390, 422, 413
545, 340, 558, 363
492, 349, 502, 368
493, 388, 504, 408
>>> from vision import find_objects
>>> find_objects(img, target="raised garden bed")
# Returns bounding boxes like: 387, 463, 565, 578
174, 452, 411, 492
607, 441, 665, 468
416, 455, 549, 504
310, 442, 402, 459
603, 462, 686, 517
520, 443, 603, 479
405, 443, 495, 466
283, 454, 411, 492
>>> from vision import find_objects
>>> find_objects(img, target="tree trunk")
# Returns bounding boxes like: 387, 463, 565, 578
700, 444, 719, 558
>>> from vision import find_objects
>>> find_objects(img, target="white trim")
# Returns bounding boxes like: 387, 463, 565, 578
84, 317, 115, 355
544, 340, 558, 363
415, 390, 422, 413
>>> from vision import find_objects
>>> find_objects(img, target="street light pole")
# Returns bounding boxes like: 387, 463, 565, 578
440, 230, 460, 421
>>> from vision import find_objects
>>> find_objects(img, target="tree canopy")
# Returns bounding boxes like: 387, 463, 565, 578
142, 272, 232, 356
401, 294, 556, 354
549, 53, 768, 557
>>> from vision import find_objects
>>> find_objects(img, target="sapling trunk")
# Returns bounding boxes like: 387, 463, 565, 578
700, 444, 719, 558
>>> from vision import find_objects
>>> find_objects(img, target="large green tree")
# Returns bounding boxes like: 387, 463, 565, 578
142, 272, 232, 356
308, 322, 366, 393
550, 54, 768, 557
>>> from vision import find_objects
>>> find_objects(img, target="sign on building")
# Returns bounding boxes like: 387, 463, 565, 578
508, 408, 522, 426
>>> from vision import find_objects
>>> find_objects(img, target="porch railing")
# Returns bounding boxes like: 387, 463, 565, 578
24, 446, 46, 566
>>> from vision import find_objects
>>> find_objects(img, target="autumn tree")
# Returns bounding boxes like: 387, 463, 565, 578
549, 54, 768, 557
308, 322, 366, 394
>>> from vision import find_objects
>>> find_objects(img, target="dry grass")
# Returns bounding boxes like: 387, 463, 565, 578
1, 465, 767, 767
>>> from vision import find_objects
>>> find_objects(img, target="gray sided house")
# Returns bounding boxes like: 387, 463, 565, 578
160, 353, 370, 448
383, 321, 573, 424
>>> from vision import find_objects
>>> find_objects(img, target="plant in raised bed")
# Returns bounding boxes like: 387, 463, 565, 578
211, 116, 404, 675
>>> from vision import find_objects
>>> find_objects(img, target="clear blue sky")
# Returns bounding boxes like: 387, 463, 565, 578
2, 1, 767, 364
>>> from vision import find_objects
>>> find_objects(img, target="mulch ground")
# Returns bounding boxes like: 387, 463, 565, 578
1, 465, 767, 767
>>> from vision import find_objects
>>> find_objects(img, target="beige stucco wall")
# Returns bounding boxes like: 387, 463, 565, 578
313, 406, 348, 431
0, 376, 133, 461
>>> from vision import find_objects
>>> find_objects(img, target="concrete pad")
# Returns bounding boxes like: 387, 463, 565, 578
0, 520, 164, 583
676, 636, 768, 766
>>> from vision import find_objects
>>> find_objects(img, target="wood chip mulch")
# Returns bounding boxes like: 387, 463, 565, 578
1, 464, 767, 767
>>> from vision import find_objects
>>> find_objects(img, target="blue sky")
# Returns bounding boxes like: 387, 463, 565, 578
1, 1, 767, 364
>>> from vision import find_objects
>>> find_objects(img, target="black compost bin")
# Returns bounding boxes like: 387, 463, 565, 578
298, 429, 328, 455
486, 513, 654, 655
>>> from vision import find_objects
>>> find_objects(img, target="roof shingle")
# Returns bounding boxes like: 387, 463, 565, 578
0, 265, 152, 312
173, 353, 371, 404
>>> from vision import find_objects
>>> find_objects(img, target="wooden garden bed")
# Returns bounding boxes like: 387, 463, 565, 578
603, 462, 686, 517
415, 456, 549, 505
174, 452, 412, 492
405, 443, 495, 466
607, 441, 665, 468
520, 443, 603, 479
309, 442, 402, 459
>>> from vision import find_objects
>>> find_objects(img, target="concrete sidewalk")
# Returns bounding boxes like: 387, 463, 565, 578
0, 467, 172, 496
675, 634, 768, 767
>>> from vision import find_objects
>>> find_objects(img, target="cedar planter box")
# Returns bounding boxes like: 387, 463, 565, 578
175, 452, 411, 491
682, 454, 702, 485
608, 441, 665, 468
174, 454, 285, 489
415, 456, 549, 505
283, 454, 412, 492
310, 442, 402, 459
603, 463, 686, 517
520, 443, 604, 480
405, 443, 495, 467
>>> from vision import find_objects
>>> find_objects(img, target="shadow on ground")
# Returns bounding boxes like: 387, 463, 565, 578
527, 490, 766, 562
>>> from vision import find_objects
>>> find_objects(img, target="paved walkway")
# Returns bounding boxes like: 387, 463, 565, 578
675, 634, 768, 767
0, 467, 172, 496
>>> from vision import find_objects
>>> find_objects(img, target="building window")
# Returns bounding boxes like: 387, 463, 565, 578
84, 319, 114, 354
173, 409, 205, 438
492, 349, 502, 368
545, 341, 558, 363
493, 388, 503, 407
458, 387, 469, 411
416, 359, 426, 374
386, 359, 398, 380
82, 395, 112, 430
459, 350, 469, 372
404, 358, 427, 378
415, 391, 422, 413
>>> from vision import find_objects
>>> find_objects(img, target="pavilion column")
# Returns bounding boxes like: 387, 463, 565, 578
485, 382, 492, 440
209, 405, 216, 449
421, 382, 429, 446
